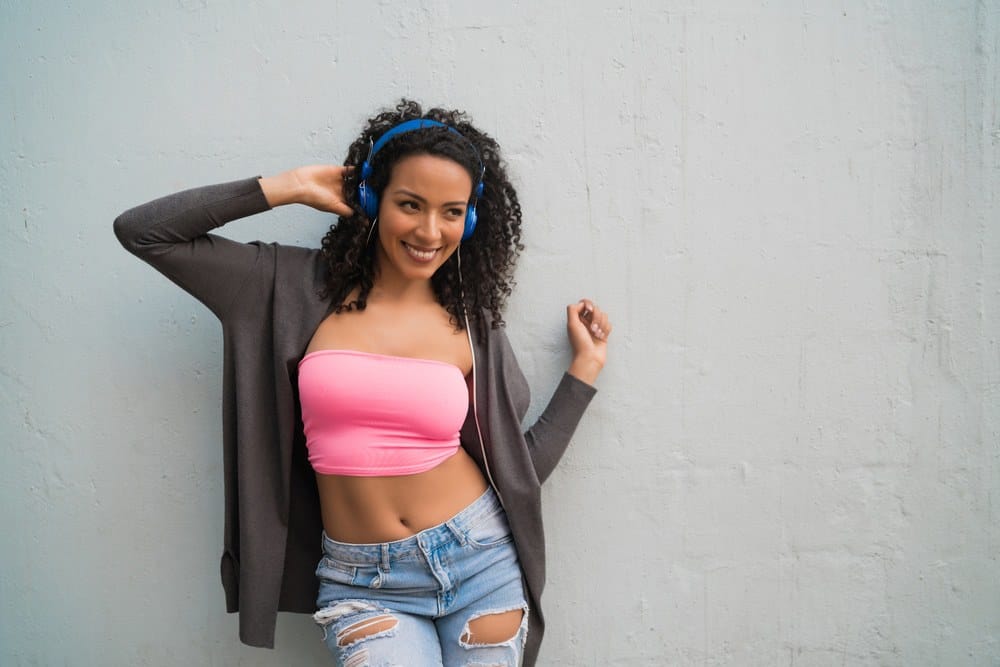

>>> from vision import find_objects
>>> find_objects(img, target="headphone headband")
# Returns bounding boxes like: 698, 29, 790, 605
370, 119, 455, 159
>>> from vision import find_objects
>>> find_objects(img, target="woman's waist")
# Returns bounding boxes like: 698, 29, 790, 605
316, 447, 489, 544
319, 483, 505, 563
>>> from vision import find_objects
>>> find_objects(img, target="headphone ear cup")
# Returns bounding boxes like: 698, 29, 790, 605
463, 205, 477, 241
358, 181, 379, 220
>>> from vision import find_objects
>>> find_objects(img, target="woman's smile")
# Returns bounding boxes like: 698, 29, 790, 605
401, 241, 441, 262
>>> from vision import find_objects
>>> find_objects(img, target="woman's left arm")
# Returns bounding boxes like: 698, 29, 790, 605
522, 300, 612, 483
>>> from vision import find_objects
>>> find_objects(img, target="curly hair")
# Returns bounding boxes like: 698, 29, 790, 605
318, 99, 524, 330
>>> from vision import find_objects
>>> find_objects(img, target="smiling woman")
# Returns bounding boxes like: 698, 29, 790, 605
113, 99, 612, 666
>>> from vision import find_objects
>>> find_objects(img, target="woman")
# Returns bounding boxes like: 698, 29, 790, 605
114, 100, 610, 666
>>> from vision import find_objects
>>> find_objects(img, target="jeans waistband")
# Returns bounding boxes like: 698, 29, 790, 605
320, 485, 504, 564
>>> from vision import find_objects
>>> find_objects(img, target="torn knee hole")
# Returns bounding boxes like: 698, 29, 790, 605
461, 608, 525, 646
336, 614, 398, 648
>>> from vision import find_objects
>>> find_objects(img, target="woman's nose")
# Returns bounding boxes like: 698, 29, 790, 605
414, 213, 443, 241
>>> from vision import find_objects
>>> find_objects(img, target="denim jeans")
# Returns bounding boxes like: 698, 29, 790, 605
313, 486, 529, 666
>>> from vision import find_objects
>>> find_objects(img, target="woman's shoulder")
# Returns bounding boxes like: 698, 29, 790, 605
278, 243, 330, 281
243, 242, 328, 299
268, 240, 323, 256
476, 311, 526, 371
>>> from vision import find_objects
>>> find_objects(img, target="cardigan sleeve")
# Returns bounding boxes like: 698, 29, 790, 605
491, 323, 598, 484
524, 372, 597, 483
113, 177, 272, 320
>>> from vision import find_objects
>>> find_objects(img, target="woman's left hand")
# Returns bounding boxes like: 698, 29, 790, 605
566, 299, 611, 385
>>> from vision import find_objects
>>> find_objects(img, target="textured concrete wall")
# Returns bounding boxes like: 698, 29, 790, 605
2, 2, 998, 665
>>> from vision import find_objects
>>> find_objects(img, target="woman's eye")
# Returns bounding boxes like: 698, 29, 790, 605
447, 207, 465, 217
399, 200, 418, 210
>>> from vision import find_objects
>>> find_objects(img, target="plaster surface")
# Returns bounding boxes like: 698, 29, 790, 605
1, 1, 998, 665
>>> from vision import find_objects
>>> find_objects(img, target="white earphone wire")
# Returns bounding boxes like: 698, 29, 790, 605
458, 247, 505, 509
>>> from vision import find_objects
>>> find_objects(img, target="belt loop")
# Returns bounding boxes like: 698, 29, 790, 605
380, 544, 390, 572
446, 518, 467, 546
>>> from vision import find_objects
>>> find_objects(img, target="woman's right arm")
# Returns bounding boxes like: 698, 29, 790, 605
113, 167, 351, 321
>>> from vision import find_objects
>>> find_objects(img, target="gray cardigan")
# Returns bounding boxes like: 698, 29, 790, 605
113, 177, 596, 666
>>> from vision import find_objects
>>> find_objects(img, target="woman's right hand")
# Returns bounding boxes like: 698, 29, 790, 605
259, 165, 354, 216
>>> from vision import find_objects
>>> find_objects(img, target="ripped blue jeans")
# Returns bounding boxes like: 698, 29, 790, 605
313, 486, 529, 666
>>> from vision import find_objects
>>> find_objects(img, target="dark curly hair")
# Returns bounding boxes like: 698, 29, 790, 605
318, 99, 524, 330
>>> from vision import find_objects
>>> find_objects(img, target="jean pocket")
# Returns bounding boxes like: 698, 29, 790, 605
316, 556, 359, 586
464, 507, 514, 549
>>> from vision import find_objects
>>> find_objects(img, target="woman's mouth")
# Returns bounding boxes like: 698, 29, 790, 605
402, 241, 439, 262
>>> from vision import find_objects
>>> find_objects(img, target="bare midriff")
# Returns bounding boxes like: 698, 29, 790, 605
316, 446, 489, 544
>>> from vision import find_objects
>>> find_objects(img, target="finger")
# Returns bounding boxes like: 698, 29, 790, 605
587, 306, 610, 341
570, 299, 595, 322
596, 316, 612, 341
589, 317, 606, 340
329, 201, 353, 217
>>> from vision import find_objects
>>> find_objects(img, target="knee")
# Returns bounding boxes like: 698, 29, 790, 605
460, 607, 526, 646
336, 614, 398, 648
313, 600, 399, 648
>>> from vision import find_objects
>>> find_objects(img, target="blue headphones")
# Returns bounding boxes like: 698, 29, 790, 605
357, 119, 486, 241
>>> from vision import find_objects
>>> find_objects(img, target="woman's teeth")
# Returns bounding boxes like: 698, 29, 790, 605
403, 242, 437, 261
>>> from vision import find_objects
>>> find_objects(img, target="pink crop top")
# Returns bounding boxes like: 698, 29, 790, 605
297, 350, 469, 476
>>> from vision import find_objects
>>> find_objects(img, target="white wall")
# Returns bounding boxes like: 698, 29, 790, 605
2, 2, 997, 665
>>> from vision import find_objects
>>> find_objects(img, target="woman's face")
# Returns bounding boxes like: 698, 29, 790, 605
374, 153, 473, 284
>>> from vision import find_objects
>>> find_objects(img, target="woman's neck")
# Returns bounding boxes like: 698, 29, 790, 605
369, 268, 437, 305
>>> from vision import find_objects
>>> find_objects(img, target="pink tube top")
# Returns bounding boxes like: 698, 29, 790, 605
297, 349, 469, 476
